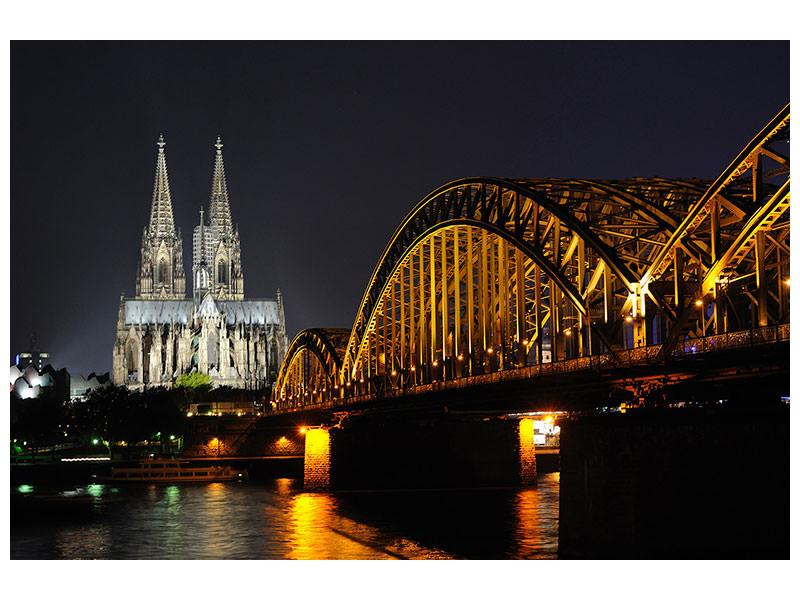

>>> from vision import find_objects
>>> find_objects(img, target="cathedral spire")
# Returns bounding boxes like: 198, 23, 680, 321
149, 133, 176, 237
198, 207, 207, 265
208, 135, 233, 236
136, 134, 185, 300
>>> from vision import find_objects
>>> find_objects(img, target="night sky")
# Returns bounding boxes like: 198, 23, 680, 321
9, 41, 789, 376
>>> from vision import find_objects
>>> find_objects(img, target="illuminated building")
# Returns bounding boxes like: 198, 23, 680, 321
9, 363, 103, 401
15, 350, 50, 372
112, 135, 289, 391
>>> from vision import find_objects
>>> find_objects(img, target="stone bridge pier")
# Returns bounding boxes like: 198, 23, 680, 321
558, 401, 789, 559
302, 414, 537, 491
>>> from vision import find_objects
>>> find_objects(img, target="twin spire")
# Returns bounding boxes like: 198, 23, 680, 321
209, 135, 233, 236
148, 133, 175, 237
147, 134, 234, 238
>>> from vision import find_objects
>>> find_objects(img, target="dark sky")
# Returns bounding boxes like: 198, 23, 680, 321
9, 41, 789, 376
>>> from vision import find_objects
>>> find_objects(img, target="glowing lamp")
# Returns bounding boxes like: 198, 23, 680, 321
410, 366, 416, 371
625, 316, 633, 322
391, 370, 397, 376
92, 438, 99, 445
565, 329, 572, 335
695, 299, 703, 307
432, 360, 439, 366
457, 354, 464, 360
346, 381, 351, 386
487, 347, 494, 354
186, 412, 193, 417
300, 428, 307, 434
522, 339, 529, 345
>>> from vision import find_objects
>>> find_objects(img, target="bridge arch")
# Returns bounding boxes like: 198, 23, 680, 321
274, 328, 349, 408
273, 104, 789, 410
340, 176, 716, 384
639, 104, 790, 354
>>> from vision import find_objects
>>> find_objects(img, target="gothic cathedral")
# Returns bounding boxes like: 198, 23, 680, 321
112, 135, 289, 390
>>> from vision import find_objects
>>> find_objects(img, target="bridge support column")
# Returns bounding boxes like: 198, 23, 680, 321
321, 415, 536, 491
303, 428, 331, 490
518, 418, 537, 485
559, 402, 789, 558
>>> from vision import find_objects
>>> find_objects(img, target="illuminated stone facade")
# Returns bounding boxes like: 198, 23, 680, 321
112, 136, 288, 391
303, 428, 331, 490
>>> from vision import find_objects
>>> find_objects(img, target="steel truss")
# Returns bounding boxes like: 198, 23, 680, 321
274, 104, 789, 409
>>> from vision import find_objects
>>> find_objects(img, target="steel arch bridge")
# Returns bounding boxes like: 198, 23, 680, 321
274, 104, 789, 411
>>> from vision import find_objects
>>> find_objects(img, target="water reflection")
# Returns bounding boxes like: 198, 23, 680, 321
12, 474, 559, 559
56, 524, 112, 559
286, 492, 451, 559
513, 473, 559, 558
86, 484, 105, 498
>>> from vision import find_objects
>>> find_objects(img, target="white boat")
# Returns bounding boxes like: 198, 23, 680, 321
108, 460, 248, 483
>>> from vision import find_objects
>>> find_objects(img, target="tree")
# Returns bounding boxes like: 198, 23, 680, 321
174, 373, 212, 389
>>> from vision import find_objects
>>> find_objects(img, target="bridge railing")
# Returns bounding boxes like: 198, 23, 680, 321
275, 324, 789, 414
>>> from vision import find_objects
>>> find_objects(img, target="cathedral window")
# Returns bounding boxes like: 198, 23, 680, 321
158, 258, 168, 284
217, 260, 228, 285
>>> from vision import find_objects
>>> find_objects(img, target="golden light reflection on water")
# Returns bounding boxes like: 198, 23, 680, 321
286, 492, 452, 559
514, 471, 559, 558
273, 477, 293, 496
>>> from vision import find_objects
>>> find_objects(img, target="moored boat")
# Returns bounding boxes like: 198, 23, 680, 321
106, 459, 248, 483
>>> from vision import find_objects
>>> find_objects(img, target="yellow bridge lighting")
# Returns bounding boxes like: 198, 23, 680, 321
270, 104, 790, 411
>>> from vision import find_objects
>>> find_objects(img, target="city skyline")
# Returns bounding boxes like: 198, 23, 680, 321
10, 41, 789, 375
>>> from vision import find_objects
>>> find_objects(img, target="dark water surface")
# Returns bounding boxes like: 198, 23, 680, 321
10, 473, 559, 559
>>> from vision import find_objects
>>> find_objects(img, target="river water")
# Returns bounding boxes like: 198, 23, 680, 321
10, 473, 559, 559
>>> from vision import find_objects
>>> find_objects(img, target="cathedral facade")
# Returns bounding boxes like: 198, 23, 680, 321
112, 135, 288, 391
